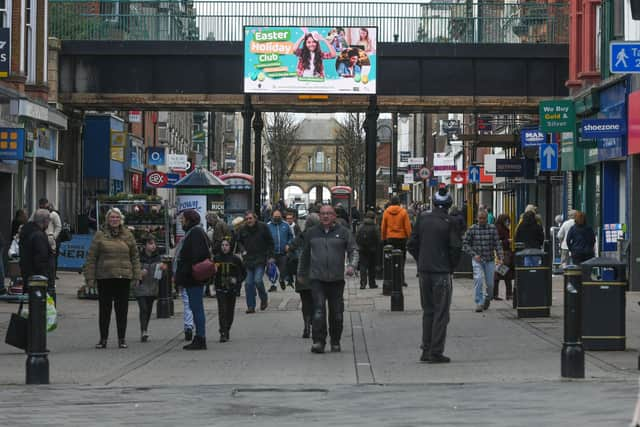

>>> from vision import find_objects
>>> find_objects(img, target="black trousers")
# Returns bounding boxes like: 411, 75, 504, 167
419, 273, 452, 357
216, 291, 237, 334
136, 296, 155, 333
359, 250, 377, 287
311, 280, 345, 345
298, 289, 313, 321
97, 279, 130, 341
387, 238, 407, 285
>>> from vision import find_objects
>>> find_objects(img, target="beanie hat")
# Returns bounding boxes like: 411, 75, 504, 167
433, 187, 452, 208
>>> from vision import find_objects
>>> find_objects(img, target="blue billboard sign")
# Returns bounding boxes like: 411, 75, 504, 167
580, 119, 626, 139
0, 128, 25, 160
520, 129, 546, 147
58, 234, 94, 271
147, 147, 166, 166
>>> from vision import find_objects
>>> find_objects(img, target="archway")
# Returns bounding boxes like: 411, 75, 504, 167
308, 184, 331, 205
284, 184, 306, 209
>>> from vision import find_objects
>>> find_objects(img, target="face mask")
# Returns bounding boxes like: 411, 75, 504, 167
273, 217, 282, 223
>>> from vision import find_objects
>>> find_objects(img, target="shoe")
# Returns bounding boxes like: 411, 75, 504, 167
360, 283, 366, 290
475, 305, 484, 313
310, 342, 325, 354
420, 350, 431, 362
268, 285, 277, 292
330, 343, 341, 353
118, 339, 128, 349
369, 283, 378, 289
280, 282, 286, 291
246, 307, 256, 314
185, 329, 193, 341
183, 336, 207, 350
95, 340, 107, 349
428, 354, 451, 364
483, 298, 491, 310
493, 296, 503, 301
141, 333, 149, 343
220, 332, 229, 343
260, 299, 268, 311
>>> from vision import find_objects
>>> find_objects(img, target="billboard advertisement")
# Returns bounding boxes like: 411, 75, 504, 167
244, 26, 377, 94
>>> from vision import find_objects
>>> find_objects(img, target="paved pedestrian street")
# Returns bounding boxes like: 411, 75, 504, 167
1, 262, 639, 426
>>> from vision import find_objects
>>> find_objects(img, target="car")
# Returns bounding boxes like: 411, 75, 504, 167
295, 203, 308, 219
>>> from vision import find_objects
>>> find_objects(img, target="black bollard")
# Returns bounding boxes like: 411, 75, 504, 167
391, 249, 404, 311
26, 275, 49, 385
561, 265, 584, 379
157, 256, 172, 319
382, 245, 394, 296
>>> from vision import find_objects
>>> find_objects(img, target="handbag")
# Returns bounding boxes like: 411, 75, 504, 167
191, 227, 217, 282
5, 300, 28, 350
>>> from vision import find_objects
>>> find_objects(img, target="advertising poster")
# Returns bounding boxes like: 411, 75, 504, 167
244, 26, 377, 94
176, 195, 207, 238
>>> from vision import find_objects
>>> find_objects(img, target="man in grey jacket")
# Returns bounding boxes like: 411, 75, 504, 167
299, 204, 358, 354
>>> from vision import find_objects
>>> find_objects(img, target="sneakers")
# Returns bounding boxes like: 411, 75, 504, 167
260, 299, 268, 311
483, 298, 491, 310
141, 333, 149, 343
183, 336, 207, 350
280, 282, 286, 291
185, 328, 193, 341
428, 354, 451, 364
310, 342, 325, 354
220, 332, 229, 343
118, 339, 128, 349
95, 340, 107, 349
330, 343, 341, 353
360, 283, 367, 290
268, 285, 278, 292
369, 283, 378, 289
246, 308, 256, 314
475, 305, 484, 313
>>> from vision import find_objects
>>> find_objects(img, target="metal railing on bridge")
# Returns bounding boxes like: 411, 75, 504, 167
49, 0, 568, 44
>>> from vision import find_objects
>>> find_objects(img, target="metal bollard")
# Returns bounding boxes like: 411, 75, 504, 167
382, 245, 394, 296
26, 275, 49, 385
561, 265, 584, 379
390, 249, 404, 311
157, 256, 172, 319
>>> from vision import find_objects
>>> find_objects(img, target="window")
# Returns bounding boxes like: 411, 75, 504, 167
225, 114, 234, 132
0, 0, 7, 27
595, 5, 601, 71
24, 0, 35, 83
307, 156, 313, 172
315, 149, 324, 172
613, 0, 624, 38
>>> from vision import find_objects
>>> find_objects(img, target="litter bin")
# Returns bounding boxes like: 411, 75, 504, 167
515, 248, 551, 318
579, 257, 626, 351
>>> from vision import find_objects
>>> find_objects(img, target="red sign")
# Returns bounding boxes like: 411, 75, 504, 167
418, 167, 431, 180
451, 170, 467, 185
479, 167, 494, 184
146, 171, 168, 188
629, 91, 640, 155
131, 173, 142, 193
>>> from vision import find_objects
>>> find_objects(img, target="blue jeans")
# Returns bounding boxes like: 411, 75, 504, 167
245, 265, 267, 309
185, 286, 206, 338
472, 259, 495, 306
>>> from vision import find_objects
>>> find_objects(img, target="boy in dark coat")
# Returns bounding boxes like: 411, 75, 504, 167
214, 239, 246, 342
355, 210, 381, 289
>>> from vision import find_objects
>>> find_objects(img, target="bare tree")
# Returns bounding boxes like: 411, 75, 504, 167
264, 113, 302, 205
335, 113, 366, 210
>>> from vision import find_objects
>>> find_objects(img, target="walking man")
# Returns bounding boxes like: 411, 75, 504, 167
237, 211, 274, 313
299, 204, 358, 354
408, 187, 462, 363
267, 209, 293, 291
462, 209, 504, 312
19, 209, 54, 288
381, 196, 412, 287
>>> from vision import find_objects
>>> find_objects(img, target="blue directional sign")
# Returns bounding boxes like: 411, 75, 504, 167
468, 166, 480, 183
539, 143, 558, 172
610, 42, 640, 73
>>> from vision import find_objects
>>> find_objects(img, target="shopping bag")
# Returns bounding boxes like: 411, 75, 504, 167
46, 294, 57, 332
5, 300, 28, 350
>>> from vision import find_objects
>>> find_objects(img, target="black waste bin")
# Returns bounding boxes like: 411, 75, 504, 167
515, 248, 551, 318
579, 257, 626, 351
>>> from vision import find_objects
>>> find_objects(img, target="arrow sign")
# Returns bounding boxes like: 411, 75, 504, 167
451, 170, 467, 185
539, 143, 558, 171
468, 166, 480, 183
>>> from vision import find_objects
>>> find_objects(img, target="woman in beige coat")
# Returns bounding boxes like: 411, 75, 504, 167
84, 208, 140, 349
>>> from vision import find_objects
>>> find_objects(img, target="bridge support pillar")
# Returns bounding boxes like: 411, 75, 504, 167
253, 112, 264, 217
242, 95, 253, 175
365, 96, 378, 211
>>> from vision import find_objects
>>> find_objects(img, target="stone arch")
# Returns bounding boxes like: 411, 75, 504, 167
307, 183, 332, 204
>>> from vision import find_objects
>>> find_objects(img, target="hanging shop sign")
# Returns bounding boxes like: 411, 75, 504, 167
0, 128, 24, 160
539, 100, 575, 132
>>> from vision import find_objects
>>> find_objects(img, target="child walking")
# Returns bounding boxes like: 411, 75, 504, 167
214, 239, 246, 342
135, 236, 163, 342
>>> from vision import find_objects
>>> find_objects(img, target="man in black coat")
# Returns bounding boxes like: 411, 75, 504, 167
19, 209, 53, 287
408, 187, 462, 364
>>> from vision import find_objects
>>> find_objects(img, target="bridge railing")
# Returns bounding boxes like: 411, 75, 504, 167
49, 1, 568, 44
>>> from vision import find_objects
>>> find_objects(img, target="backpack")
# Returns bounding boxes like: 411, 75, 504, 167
356, 225, 378, 249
